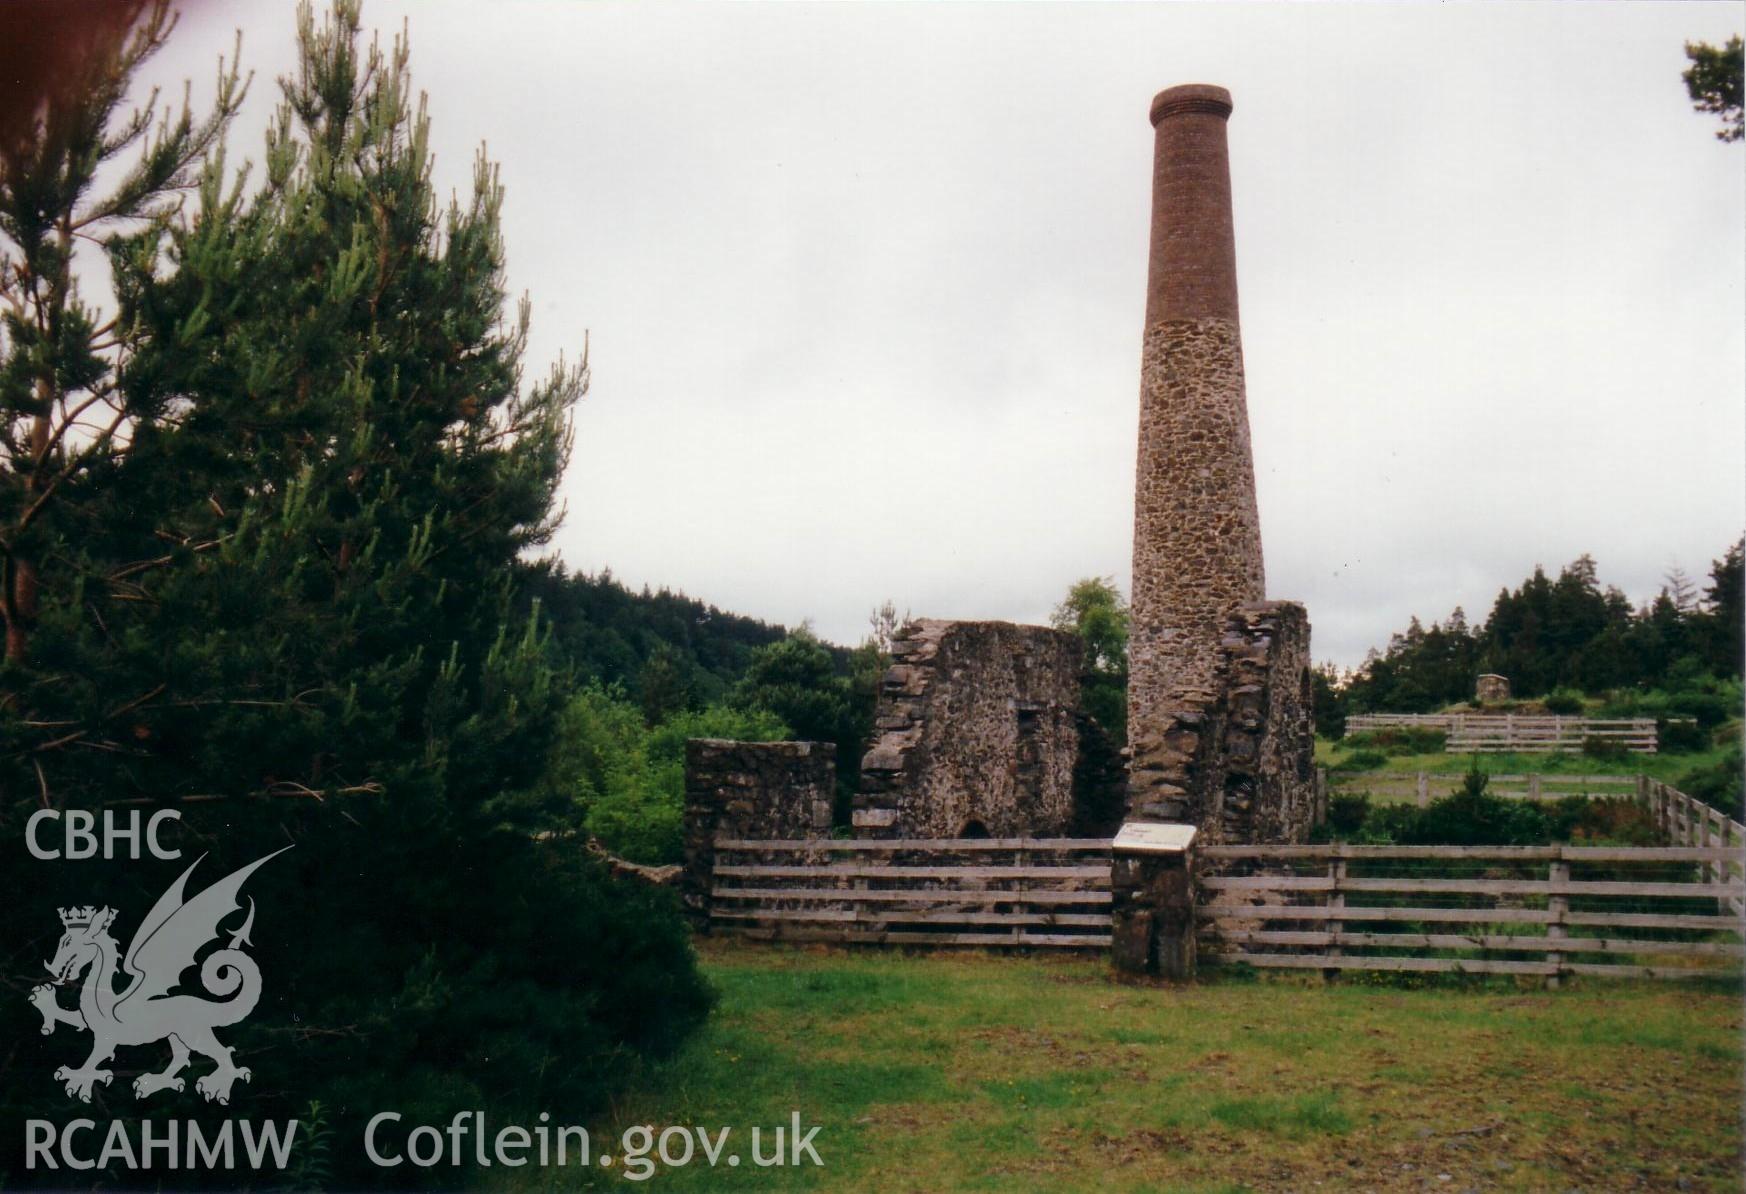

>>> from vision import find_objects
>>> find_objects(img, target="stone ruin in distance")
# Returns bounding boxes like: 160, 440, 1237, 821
685, 83, 1317, 863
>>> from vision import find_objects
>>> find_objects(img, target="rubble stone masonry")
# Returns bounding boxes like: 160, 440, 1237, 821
682, 739, 835, 926
1128, 83, 1269, 819
1126, 601, 1314, 845
855, 620, 1086, 839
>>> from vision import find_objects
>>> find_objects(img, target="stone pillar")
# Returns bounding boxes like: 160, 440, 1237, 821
1128, 84, 1265, 759
1110, 823, 1198, 978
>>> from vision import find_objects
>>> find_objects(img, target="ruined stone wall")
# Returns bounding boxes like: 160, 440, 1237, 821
1221, 603, 1315, 843
682, 739, 835, 924
854, 620, 1087, 839
1126, 601, 1315, 845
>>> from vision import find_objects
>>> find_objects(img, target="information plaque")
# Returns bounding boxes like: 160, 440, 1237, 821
1111, 822, 1198, 854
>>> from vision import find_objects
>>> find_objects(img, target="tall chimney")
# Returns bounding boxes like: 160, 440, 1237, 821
1128, 84, 1265, 734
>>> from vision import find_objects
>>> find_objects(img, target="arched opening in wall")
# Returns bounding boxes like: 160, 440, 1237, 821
958, 819, 991, 839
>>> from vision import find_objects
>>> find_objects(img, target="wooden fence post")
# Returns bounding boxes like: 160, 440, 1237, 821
1324, 859, 1346, 984
1706, 808, 1721, 888
1528, 773, 1542, 801
1415, 772, 1429, 808
1546, 857, 1568, 990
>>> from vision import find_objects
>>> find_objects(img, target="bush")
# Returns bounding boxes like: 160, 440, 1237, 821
1341, 727, 1447, 756
1405, 771, 1556, 845
1680, 746, 1745, 818
1659, 717, 1707, 754
1543, 796, 1661, 845
1542, 688, 1584, 714
1600, 677, 1743, 729
1336, 749, 1388, 772
1581, 734, 1631, 762
1667, 686, 1740, 730
1324, 793, 1372, 834
1317, 784, 1671, 847
552, 686, 791, 865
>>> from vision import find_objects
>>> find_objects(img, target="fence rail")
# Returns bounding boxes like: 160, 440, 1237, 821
709, 837, 1114, 948
1641, 779, 1746, 915
1345, 713, 1659, 753
703, 782, 1743, 980
1331, 770, 1638, 805
1198, 843, 1745, 981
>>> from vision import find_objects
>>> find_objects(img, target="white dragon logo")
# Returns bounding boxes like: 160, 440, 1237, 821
30, 847, 290, 1105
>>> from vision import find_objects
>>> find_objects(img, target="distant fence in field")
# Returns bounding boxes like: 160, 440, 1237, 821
707, 837, 1113, 948
1345, 713, 1659, 753
1332, 770, 1639, 804
1198, 842, 1745, 982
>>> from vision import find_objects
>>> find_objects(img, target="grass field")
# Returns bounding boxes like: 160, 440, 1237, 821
519, 940, 1743, 1193
1315, 735, 1737, 806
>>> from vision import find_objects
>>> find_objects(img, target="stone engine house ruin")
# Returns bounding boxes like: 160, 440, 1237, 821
683, 81, 1317, 862
852, 619, 1120, 841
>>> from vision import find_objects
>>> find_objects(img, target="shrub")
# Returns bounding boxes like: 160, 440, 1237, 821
1341, 727, 1447, 756
1401, 769, 1556, 845
1542, 688, 1584, 715
1319, 787, 1671, 847
1325, 793, 1372, 834
1667, 686, 1739, 730
1336, 749, 1388, 772
1544, 796, 1661, 845
1600, 678, 1743, 729
1581, 734, 1631, 762
555, 687, 791, 865
1659, 717, 1707, 754
1680, 746, 1745, 818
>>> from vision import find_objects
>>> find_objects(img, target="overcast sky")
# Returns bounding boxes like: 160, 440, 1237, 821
144, 1, 1745, 668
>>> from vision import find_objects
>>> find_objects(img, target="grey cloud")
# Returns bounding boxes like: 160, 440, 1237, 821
137, 1, 1745, 666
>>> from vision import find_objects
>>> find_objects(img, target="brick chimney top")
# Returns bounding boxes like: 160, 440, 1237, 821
1150, 84, 1233, 126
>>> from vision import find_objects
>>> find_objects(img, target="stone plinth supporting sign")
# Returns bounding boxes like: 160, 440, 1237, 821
1110, 822, 1198, 978
682, 739, 836, 929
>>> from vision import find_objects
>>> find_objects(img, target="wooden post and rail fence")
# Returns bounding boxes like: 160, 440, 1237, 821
1334, 770, 1640, 805
1343, 712, 1662, 753
705, 837, 1114, 948
1194, 842, 1743, 981
699, 776, 1744, 984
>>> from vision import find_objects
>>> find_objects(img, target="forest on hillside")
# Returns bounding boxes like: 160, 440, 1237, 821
1326, 541, 1742, 716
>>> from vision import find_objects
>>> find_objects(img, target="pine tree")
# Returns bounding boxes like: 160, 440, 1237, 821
0, 0, 244, 672
1, 5, 710, 1181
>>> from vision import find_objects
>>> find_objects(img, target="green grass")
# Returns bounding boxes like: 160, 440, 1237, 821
1318, 735, 1736, 804
505, 941, 1743, 1193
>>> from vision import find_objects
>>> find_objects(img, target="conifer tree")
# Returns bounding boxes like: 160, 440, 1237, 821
0, 0, 244, 673
2, 5, 710, 1182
